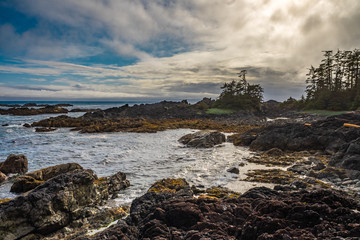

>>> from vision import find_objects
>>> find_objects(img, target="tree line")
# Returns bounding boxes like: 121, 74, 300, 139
304, 49, 360, 110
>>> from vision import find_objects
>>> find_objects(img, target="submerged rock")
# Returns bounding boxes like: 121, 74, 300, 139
0, 169, 130, 239
0, 154, 28, 175
179, 130, 226, 148
35, 127, 57, 132
10, 163, 83, 193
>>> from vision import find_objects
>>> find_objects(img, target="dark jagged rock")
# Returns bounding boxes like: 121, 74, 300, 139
179, 130, 226, 148
235, 113, 360, 153
23, 123, 31, 128
0, 169, 130, 239
0, 154, 28, 175
10, 163, 83, 193
87, 185, 360, 240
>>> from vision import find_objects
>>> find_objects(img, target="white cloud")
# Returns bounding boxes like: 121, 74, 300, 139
1, 0, 360, 100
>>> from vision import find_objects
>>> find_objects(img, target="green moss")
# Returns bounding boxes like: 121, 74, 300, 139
206, 108, 234, 115
301, 110, 349, 116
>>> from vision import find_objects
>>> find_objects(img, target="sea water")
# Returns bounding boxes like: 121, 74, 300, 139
0, 101, 254, 204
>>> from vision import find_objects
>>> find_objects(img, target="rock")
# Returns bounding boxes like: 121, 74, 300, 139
10, 163, 83, 193
23, 123, 31, 128
35, 127, 57, 132
88, 186, 360, 240
0, 169, 130, 239
2, 124, 9, 127
0, 106, 68, 116
227, 167, 240, 174
179, 130, 226, 148
264, 148, 285, 156
0, 171, 6, 183
288, 164, 309, 174
330, 137, 360, 171
0, 154, 28, 175
238, 113, 360, 152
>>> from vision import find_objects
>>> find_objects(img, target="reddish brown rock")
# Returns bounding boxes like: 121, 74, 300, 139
0, 154, 28, 175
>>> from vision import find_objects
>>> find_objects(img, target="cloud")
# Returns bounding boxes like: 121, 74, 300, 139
1, 0, 360, 101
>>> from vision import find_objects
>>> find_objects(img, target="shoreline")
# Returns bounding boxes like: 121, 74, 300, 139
0, 101, 360, 239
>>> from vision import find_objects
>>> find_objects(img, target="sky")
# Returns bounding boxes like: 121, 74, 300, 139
0, 0, 359, 102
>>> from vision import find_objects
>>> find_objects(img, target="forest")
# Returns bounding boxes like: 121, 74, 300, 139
304, 49, 360, 110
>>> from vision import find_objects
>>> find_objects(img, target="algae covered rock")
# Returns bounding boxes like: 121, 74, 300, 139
0, 154, 28, 175
10, 163, 83, 193
179, 130, 225, 148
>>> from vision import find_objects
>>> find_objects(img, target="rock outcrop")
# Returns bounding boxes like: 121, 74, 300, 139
235, 113, 360, 153
10, 163, 83, 193
0, 154, 28, 175
179, 130, 226, 148
0, 106, 68, 116
0, 169, 130, 239
85, 182, 360, 240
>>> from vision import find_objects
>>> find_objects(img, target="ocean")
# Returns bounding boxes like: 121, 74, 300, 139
0, 101, 255, 204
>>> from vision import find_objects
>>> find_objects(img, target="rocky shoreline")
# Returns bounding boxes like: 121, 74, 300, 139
1, 101, 360, 239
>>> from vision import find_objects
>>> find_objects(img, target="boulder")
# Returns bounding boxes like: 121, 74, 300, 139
11, 163, 83, 193
0, 169, 130, 239
179, 130, 226, 148
0, 154, 28, 175
0, 171, 6, 183
227, 167, 240, 174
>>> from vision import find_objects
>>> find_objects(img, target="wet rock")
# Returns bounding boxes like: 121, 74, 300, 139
10, 163, 83, 193
23, 123, 31, 128
179, 130, 226, 148
0, 169, 130, 239
227, 167, 240, 174
2, 124, 9, 127
0, 154, 28, 175
0, 171, 6, 183
35, 127, 57, 132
